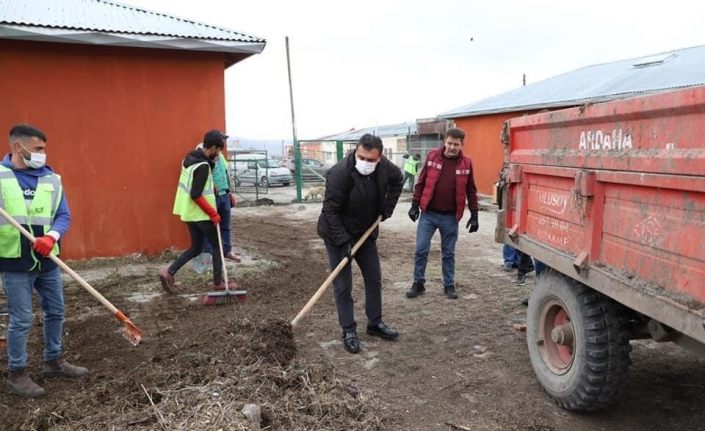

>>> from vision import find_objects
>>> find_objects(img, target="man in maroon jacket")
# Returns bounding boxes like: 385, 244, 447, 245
406, 127, 479, 299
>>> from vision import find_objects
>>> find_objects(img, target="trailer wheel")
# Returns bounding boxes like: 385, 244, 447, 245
526, 271, 631, 411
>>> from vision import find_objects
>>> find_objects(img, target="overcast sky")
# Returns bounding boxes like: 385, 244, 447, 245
122, 0, 705, 140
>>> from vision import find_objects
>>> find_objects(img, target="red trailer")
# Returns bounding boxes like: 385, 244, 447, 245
497, 85, 705, 411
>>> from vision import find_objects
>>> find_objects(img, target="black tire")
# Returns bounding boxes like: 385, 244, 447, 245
526, 271, 631, 411
259, 176, 269, 188
282, 182, 290, 187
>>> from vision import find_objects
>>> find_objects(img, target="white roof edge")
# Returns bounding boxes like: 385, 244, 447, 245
0, 24, 265, 55
439, 102, 583, 119
439, 85, 705, 119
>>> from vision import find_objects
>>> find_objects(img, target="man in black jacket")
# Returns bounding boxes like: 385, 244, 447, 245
317, 134, 404, 354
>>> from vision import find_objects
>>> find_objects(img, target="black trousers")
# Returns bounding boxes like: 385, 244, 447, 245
169, 221, 222, 284
325, 238, 382, 332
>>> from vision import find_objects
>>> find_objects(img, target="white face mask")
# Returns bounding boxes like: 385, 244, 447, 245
355, 158, 378, 176
20, 145, 47, 169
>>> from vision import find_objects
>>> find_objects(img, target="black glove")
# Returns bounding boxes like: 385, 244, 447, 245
381, 209, 393, 221
408, 201, 420, 222
342, 242, 353, 263
466, 210, 479, 233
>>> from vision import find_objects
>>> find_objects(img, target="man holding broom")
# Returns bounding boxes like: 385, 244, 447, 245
1, 124, 88, 398
317, 134, 404, 354
159, 129, 239, 294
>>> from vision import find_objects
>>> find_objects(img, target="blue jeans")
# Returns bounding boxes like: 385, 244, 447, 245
2, 267, 64, 370
203, 193, 232, 255
503, 244, 519, 266
413, 211, 459, 287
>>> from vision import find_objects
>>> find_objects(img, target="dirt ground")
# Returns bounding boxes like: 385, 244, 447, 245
1, 195, 705, 430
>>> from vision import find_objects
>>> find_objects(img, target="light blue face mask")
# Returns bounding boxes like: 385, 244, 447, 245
20, 144, 47, 169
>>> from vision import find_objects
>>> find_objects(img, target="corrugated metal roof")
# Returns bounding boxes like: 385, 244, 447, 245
323, 122, 417, 141
0, 0, 265, 55
440, 44, 705, 119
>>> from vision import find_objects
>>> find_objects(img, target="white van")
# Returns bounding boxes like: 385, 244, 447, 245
230, 153, 292, 187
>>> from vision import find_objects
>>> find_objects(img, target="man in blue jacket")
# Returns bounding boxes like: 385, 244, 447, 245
0, 124, 88, 398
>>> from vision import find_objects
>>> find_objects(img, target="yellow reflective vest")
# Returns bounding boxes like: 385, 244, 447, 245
172, 161, 215, 222
404, 157, 420, 175
0, 165, 61, 259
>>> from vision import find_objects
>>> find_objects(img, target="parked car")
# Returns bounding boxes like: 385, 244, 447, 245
231, 154, 292, 187
281, 158, 331, 181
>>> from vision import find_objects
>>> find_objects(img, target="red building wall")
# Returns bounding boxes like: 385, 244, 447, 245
0, 40, 227, 259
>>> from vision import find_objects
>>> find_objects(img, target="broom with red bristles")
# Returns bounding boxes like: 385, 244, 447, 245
200, 224, 247, 306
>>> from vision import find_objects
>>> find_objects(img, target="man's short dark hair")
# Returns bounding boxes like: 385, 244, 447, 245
9, 124, 46, 142
357, 133, 383, 153
203, 129, 227, 149
445, 127, 465, 142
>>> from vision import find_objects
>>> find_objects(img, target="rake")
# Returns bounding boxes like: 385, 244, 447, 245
200, 224, 247, 306
0, 207, 143, 346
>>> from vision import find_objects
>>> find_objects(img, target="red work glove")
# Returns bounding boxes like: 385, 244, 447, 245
194, 196, 221, 224
33, 235, 56, 257
229, 193, 237, 207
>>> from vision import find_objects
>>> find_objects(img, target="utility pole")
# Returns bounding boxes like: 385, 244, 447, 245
286, 36, 302, 202
523, 73, 526, 86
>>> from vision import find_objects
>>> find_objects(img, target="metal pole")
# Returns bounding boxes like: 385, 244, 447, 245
336, 140, 343, 161
286, 36, 302, 202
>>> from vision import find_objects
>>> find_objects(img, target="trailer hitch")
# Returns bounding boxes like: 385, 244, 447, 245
573, 251, 589, 276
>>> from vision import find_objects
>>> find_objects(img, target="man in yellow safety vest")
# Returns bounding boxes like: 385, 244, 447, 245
159, 130, 239, 293
402, 153, 421, 192
0, 124, 88, 398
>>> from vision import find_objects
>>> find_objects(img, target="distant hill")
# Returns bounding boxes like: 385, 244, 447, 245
229, 137, 291, 158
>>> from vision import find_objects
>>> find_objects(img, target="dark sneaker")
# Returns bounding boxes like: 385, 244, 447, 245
405, 282, 425, 298
366, 322, 399, 340
443, 284, 458, 299
7, 368, 45, 398
502, 262, 515, 272
521, 297, 529, 306
342, 330, 360, 354
42, 358, 89, 378
158, 267, 176, 294
516, 273, 527, 286
224, 253, 241, 263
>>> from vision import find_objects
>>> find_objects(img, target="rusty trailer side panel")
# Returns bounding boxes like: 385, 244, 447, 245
501, 85, 705, 344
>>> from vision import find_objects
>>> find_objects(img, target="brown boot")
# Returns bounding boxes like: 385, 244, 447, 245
42, 358, 89, 378
7, 368, 45, 398
158, 267, 176, 294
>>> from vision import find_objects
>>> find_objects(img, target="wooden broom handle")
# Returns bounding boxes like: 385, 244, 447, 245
215, 223, 230, 290
291, 216, 382, 327
0, 206, 119, 315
